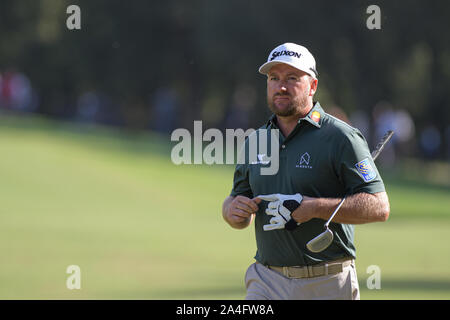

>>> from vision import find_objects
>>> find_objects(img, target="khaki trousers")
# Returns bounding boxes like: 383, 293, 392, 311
244, 261, 360, 300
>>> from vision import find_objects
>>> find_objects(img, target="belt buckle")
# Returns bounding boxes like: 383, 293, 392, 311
287, 266, 302, 279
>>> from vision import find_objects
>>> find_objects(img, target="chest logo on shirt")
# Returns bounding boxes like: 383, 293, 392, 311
251, 153, 271, 165
296, 152, 312, 169
355, 158, 377, 182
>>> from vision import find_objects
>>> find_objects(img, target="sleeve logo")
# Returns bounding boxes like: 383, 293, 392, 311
355, 158, 376, 182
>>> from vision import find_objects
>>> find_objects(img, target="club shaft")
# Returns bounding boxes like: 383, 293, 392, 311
324, 197, 346, 228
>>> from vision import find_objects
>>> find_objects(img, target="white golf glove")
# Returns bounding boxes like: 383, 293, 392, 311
257, 193, 303, 231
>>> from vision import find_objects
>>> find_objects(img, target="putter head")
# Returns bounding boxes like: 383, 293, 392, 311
306, 228, 334, 253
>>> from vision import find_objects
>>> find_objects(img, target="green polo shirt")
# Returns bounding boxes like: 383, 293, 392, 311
230, 102, 385, 267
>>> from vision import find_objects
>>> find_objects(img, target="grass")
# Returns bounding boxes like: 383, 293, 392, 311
0, 112, 449, 299
356, 220, 450, 299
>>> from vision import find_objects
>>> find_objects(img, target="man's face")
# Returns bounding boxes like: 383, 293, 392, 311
266, 63, 317, 117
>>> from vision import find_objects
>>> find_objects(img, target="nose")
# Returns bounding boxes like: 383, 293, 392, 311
277, 82, 288, 93
277, 79, 288, 91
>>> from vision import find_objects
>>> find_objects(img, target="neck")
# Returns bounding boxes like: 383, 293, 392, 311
276, 101, 314, 137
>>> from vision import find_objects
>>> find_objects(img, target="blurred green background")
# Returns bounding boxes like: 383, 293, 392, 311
0, 114, 449, 299
1, 0, 449, 300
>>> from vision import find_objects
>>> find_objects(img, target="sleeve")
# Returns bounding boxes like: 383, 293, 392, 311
229, 163, 253, 198
335, 129, 386, 195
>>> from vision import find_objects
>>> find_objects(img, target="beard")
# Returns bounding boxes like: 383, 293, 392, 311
267, 91, 309, 117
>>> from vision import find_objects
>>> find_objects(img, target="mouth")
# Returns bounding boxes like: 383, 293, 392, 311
273, 95, 290, 102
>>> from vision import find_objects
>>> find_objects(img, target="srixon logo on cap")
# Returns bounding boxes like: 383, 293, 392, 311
270, 50, 302, 61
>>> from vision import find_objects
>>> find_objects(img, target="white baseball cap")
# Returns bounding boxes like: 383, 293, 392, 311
258, 42, 318, 79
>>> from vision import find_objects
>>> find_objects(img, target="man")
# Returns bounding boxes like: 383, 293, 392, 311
222, 43, 390, 300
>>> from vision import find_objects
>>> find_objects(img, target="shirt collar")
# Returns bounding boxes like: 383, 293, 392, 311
266, 114, 278, 129
300, 101, 323, 128
266, 101, 324, 129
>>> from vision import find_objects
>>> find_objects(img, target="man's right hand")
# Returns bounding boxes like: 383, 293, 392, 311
222, 195, 261, 229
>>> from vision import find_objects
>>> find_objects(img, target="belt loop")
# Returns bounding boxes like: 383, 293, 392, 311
283, 266, 289, 277
324, 263, 329, 276
307, 265, 313, 277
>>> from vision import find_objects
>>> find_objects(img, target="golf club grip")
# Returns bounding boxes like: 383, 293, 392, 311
371, 130, 394, 161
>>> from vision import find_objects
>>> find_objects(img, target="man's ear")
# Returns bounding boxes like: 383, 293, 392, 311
309, 78, 318, 96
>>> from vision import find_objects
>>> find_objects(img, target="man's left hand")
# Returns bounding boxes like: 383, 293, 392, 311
255, 193, 303, 231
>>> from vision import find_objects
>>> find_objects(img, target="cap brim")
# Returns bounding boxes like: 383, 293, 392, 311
258, 61, 317, 79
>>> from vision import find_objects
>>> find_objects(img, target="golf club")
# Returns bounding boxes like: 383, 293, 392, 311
306, 130, 394, 253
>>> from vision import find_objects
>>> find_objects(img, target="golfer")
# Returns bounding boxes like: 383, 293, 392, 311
222, 43, 390, 300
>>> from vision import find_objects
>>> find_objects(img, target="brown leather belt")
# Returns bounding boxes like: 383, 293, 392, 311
261, 257, 354, 279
